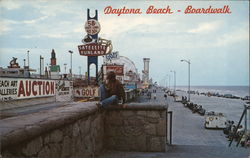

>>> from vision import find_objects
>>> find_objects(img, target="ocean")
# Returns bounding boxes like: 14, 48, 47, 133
176, 86, 250, 98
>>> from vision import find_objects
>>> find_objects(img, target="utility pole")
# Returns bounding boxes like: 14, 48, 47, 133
79, 66, 81, 77
68, 50, 73, 78
171, 70, 176, 97
40, 56, 44, 78
64, 63, 67, 74
181, 59, 191, 102
27, 50, 30, 68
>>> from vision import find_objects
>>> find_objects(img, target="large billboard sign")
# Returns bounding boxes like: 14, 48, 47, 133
78, 11, 112, 57
106, 65, 124, 75
0, 77, 56, 101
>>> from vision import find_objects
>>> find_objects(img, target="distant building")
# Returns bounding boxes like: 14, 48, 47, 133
101, 55, 140, 90
142, 58, 150, 88
49, 49, 61, 79
102, 64, 124, 83
0, 57, 35, 77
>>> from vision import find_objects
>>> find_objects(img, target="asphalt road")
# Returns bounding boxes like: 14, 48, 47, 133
138, 89, 228, 146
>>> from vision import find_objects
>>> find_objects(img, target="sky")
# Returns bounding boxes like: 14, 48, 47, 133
0, 0, 249, 86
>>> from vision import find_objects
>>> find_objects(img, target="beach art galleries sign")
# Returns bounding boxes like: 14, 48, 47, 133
0, 77, 55, 101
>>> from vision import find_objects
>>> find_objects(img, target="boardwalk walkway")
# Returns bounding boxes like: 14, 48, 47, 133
98, 89, 250, 158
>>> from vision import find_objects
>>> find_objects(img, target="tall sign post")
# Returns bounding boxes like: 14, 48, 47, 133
78, 9, 112, 85
86, 9, 98, 84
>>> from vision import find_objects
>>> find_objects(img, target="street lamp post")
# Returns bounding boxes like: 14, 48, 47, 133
168, 74, 171, 90
64, 63, 67, 74
79, 66, 81, 77
170, 70, 176, 96
40, 56, 44, 78
27, 50, 30, 68
68, 50, 73, 78
165, 74, 169, 89
181, 59, 191, 102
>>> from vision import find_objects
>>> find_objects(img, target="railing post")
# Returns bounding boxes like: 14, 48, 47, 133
229, 108, 247, 147
166, 110, 168, 143
167, 111, 173, 145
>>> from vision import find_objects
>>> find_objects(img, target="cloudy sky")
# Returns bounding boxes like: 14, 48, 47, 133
0, 0, 249, 86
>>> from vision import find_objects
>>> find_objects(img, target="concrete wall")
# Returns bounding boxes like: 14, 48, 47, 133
105, 104, 167, 152
0, 102, 104, 158
0, 102, 167, 158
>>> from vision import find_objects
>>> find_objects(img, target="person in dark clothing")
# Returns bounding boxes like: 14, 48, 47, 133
164, 93, 167, 99
98, 71, 125, 108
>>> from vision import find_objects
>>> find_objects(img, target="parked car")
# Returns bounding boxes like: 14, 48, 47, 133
204, 112, 227, 129
242, 96, 250, 100
224, 94, 233, 98
188, 90, 196, 94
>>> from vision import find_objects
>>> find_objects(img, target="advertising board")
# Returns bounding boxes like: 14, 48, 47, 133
56, 80, 73, 102
106, 65, 124, 75
74, 86, 99, 98
78, 43, 107, 56
85, 19, 101, 35
105, 51, 119, 62
0, 77, 56, 101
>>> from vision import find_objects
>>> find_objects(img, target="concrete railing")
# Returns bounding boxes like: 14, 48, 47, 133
105, 103, 168, 152
0, 102, 168, 158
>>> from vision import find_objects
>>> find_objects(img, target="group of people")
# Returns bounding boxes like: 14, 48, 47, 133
224, 121, 250, 147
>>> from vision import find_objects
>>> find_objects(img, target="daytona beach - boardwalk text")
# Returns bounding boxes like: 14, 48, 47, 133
103, 5, 231, 16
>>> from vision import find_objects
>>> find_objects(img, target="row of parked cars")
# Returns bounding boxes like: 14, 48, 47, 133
181, 97, 206, 116
180, 90, 250, 101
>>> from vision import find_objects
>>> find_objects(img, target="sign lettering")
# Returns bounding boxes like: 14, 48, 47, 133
78, 43, 108, 56
0, 78, 56, 101
74, 86, 99, 98
85, 19, 101, 35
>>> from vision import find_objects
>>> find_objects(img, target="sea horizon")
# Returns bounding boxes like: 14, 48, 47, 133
175, 85, 250, 97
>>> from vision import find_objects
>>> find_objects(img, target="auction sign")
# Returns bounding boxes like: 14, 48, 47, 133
74, 86, 99, 98
0, 77, 55, 101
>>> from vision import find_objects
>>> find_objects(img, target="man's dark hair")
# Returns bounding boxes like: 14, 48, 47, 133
107, 71, 116, 82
